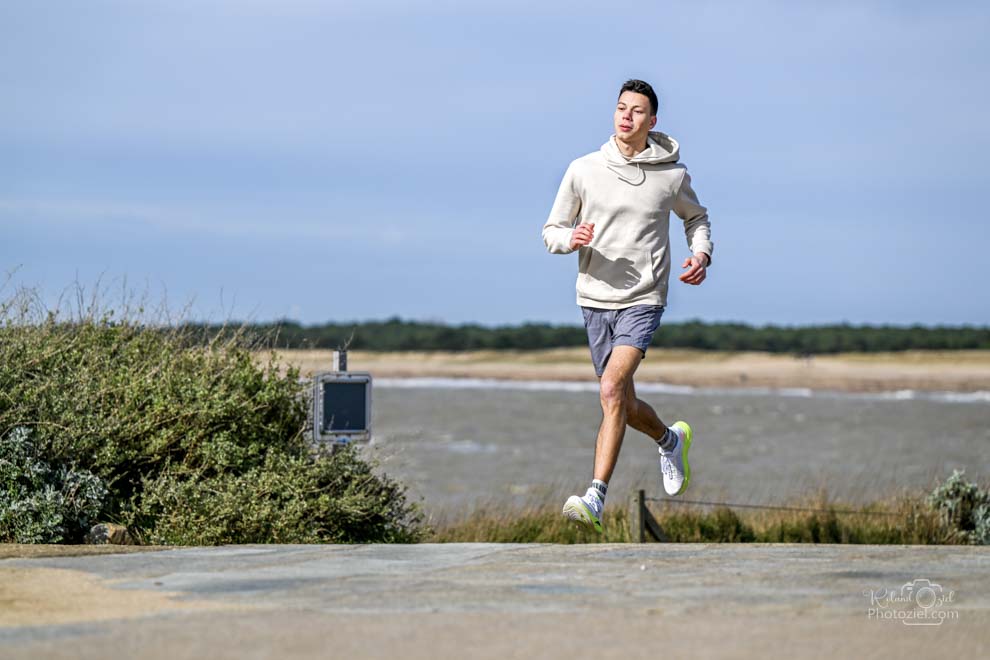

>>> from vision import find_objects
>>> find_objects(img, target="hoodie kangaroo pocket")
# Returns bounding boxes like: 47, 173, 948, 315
577, 247, 657, 302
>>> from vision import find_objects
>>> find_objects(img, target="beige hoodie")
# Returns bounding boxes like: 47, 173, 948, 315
542, 131, 713, 309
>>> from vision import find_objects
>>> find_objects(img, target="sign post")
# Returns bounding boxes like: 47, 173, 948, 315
312, 350, 372, 447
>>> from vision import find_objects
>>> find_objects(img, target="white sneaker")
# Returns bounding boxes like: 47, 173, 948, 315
659, 421, 693, 496
562, 489, 604, 533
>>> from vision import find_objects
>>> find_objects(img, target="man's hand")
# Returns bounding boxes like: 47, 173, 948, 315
679, 252, 709, 285
569, 223, 595, 250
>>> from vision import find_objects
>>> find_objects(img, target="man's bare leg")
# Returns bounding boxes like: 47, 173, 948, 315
624, 377, 669, 442
593, 345, 647, 483
565, 344, 688, 529
562, 346, 645, 531
607, 358, 693, 497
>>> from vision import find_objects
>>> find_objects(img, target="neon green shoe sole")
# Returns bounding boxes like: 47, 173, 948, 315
671, 420, 693, 495
562, 496, 603, 533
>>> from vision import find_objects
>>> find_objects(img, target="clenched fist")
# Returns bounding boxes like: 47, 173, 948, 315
678, 252, 710, 285
569, 223, 595, 250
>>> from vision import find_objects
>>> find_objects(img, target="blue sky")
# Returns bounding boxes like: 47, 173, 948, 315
2, 1, 988, 327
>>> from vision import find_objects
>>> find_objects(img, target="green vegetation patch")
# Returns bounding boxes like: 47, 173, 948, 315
0, 287, 423, 544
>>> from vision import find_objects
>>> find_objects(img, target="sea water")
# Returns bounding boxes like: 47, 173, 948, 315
364, 379, 990, 516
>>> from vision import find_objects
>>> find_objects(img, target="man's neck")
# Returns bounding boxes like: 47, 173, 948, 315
614, 134, 649, 158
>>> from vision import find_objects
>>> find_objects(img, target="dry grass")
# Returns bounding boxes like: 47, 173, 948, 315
428, 491, 953, 545
428, 500, 633, 543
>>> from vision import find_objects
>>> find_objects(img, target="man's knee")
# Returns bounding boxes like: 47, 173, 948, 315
600, 375, 629, 411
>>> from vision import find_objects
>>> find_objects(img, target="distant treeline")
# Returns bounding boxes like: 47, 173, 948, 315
182, 318, 990, 355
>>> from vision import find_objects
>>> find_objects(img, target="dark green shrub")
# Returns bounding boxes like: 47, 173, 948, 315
127, 447, 421, 544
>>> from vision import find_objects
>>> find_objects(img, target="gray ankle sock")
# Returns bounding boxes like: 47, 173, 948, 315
657, 427, 678, 452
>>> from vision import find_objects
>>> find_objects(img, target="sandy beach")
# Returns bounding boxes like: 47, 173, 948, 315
269, 348, 990, 393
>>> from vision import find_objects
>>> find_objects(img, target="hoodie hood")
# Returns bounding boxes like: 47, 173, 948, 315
601, 131, 680, 185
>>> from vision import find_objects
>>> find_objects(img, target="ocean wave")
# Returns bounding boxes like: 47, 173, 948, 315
929, 390, 990, 404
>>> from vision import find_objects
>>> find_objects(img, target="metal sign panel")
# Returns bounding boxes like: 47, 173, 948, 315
312, 371, 372, 445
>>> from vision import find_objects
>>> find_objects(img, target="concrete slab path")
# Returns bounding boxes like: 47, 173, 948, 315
2, 543, 987, 658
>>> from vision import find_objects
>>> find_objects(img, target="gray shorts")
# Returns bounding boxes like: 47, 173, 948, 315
581, 305, 664, 377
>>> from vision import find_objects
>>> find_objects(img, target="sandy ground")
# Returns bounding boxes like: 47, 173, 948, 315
0, 546, 220, 627
0, 566, 231, 627
269, 348, 990, 393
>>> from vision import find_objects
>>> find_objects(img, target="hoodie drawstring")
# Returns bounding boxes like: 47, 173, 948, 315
606, 160, 646, 186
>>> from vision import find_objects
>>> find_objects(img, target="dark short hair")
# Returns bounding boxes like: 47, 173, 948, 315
618, 79, 659, 117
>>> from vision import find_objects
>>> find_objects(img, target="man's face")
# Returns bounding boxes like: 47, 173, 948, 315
614, 91, 657, 145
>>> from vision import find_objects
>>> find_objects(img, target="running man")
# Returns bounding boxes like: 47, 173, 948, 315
542, 79, 713, 532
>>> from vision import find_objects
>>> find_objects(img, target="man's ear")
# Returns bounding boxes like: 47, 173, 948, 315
650, 115, 657, 129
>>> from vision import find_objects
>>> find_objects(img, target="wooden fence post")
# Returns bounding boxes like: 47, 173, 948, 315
632, 489, 668, 543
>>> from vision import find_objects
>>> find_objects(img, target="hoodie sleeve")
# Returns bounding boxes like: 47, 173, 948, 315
542, 163, 582, 254
673, 171, 714, 264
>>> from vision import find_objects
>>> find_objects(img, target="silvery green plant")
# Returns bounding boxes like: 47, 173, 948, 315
927, 469, 990, 545
975, 502, 990, 545
0, 427, 107, 543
